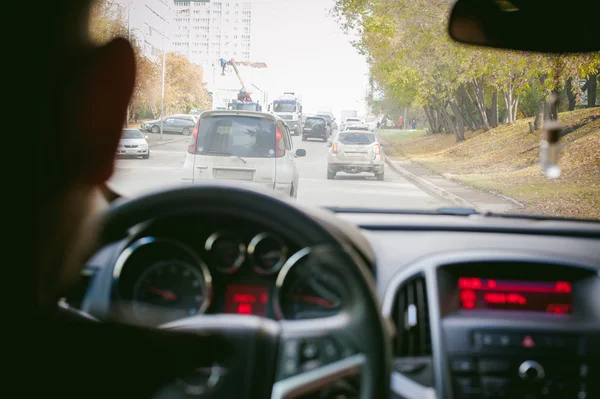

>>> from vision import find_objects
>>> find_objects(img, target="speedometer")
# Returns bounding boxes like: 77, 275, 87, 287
132, 259, 211, 325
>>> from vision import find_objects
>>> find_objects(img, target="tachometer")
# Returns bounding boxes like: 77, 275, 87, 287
133, 259, 211, 325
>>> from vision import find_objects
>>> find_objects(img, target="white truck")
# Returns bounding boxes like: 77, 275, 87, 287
341, 109, 358, 121
340, 109, 360, 130
269, 93, 303, 135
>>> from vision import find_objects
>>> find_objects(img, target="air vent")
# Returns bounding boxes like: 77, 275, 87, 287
392, 274, 432, 357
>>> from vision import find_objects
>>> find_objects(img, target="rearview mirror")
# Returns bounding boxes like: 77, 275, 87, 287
448, 0, 600, 52
145, 135, 148, 139
295, 149, 306, 157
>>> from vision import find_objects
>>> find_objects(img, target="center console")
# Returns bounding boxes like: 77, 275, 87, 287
439, 261, 600, 399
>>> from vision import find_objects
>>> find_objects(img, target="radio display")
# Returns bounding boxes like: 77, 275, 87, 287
458, 277, 572, 314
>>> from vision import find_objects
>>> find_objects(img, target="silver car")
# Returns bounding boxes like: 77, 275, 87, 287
117, 128, 150, 159
327, 130, 385, 180
141, 114, 198, 135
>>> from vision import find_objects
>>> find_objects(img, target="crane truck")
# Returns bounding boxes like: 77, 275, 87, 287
226, 59, 262, 112
269, 93, 303, 135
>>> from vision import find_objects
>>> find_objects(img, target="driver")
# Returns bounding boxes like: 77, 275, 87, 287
22, 1, 203, 397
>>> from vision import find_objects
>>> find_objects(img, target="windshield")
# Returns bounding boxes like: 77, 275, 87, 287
274, 102, 297, 113
338, 133, 375, 145
122, 130, 144, 139
101, 0, 600, 220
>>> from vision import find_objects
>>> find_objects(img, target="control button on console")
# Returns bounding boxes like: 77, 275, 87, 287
452, 358, 475, 373
481, 376, 511, 398
454, 377, 481, 398
479, 359, 511, 374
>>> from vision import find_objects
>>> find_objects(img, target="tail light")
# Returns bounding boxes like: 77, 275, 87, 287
332, 143, 338, 154
187, 121, 199, 154
373, 144, 381, 155
275, 123, 285, 158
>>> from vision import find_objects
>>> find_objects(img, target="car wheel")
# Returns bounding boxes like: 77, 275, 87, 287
302, 135, 307, 141
327, 170, 335, 180
151, 125, 160, 133
182, 128, 191, 136
143, 152, 150, 159
376, 171, 384, 181
322, 136, 327, 142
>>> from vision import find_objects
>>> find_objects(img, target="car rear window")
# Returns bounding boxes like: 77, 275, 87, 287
305, 118, 325, 128
122, 129, 144, 139
338, 132, 375, 145
196, 115, 277, 158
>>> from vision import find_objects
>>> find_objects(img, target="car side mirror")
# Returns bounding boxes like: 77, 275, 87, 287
145, 135, 149, 139
295, 149, 306, 157
380, 143, 384, 148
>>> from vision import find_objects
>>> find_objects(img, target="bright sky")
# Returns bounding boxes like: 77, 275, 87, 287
250, 0, 369, 120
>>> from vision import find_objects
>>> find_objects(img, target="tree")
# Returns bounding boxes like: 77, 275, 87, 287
333, 0, 600, 139
88, 0, 211, 121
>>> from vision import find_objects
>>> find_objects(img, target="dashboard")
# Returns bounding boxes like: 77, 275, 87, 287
76, 207, 600, 399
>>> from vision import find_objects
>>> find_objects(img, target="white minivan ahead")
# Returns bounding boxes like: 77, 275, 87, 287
183, 111, 306, 198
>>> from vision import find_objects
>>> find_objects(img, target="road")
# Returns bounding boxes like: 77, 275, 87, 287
108, 133, 449, 209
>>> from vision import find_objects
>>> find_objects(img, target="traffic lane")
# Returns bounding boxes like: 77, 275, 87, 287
108, 139, 189, 197
292, 135, 449, 209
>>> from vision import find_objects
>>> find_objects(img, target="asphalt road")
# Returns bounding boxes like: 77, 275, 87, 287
108, 133, 449, 210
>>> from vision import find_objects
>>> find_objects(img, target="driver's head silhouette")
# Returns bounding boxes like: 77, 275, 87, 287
31, 0, 136, 311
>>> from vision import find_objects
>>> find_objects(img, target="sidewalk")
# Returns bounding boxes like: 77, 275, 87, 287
145, 132, 190, 148
378, 133, 520, 213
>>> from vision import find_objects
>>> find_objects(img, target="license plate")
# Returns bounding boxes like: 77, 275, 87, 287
346, 152, 365, 157
214, 169, 254, 181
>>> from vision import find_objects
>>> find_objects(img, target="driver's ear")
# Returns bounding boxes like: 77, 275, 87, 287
72, 37, 136, 185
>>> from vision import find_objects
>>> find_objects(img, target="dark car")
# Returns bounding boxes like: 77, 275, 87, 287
302, 116, 328, 142
316, 112, 335, 136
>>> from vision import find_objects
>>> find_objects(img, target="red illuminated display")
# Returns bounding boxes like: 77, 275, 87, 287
224, 285, 269, 316
458, 278, 572, 314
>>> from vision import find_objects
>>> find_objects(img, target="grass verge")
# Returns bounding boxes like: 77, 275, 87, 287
382, 108, 600, 219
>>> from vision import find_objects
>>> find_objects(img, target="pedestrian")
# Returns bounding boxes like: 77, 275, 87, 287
398, 116, 404, 130
412, 118, 417, 130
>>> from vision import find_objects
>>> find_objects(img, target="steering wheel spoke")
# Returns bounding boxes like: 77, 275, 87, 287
273, 313, 366, 398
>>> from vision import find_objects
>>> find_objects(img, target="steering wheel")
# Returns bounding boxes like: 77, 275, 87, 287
92, 185, 391, 399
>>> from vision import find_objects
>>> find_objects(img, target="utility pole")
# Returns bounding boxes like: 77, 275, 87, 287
151, 0, 170, 140
160, 33, 166, 140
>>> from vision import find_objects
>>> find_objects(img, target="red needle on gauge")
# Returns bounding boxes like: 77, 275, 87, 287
289, 294, 333, 308
146, 286, 178, 300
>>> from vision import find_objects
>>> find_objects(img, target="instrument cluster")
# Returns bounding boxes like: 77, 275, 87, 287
113, 228, 344, 326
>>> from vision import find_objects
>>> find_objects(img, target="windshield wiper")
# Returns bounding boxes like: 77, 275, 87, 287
325, 206, 479, 215
202, 150, 247, 164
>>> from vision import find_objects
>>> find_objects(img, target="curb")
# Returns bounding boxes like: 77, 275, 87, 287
148, 136, 189, 148
384, 156, 480, 210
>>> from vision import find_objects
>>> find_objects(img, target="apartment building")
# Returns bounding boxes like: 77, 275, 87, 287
172, 0, 252, 70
